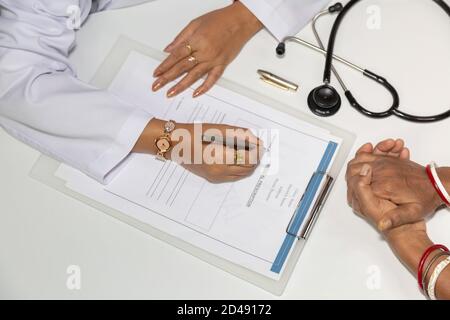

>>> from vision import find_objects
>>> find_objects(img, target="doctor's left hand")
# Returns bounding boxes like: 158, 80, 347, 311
152, 1, 262, 98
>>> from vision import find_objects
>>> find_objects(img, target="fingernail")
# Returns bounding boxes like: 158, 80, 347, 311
164, 43, 174, 52
378, 219, 392, 231
167, 89, 177, 98
360, 164, 371, 176
193, 88, 204, 98
152, 79, 163, 91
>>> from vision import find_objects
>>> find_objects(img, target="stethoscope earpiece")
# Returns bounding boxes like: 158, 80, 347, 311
328, 2, 344, 13
307, 84, 341, 117
276, 42, 286, 56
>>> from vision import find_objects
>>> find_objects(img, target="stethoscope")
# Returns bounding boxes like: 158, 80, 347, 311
276, 0, 450, 122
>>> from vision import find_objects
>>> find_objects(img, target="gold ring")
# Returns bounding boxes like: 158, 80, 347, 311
187, 55, 198, 65
185, 44, 193, 55
234, 150, 246, 165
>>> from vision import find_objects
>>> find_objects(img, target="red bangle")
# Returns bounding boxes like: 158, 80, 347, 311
418, 244, 449, 291
426, 165, 450, 206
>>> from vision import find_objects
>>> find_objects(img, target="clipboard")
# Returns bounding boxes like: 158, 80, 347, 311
29, 36, 355, 296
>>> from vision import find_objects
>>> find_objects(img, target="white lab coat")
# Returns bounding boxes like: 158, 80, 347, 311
0, 0, 329, 183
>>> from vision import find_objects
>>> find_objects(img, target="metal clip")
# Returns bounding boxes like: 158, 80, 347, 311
300, 174, 333, 239
285, 172, 334, 240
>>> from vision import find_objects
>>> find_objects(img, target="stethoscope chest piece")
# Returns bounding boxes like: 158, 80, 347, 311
278, 0, 450, 123
307, 84, 341, 117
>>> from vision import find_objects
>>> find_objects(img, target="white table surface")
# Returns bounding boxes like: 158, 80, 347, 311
1, 0, 449, 299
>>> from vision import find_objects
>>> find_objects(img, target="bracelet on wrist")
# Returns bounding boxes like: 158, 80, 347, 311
427, 255, 450, 300
426, 162, 450, 207
422, 251, 450, 298
418, 244, 449, 292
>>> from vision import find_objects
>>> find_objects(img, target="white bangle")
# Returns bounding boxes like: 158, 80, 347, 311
429, 162, 450, 206
427, 255, 450, 300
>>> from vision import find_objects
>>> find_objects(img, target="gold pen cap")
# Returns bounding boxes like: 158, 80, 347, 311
257, 69, 299, 92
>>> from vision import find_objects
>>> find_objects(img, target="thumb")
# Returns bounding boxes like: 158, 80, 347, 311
353, 164, 380, 216
378, 204, 422, 232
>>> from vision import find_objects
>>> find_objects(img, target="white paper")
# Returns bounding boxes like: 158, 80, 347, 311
56, 51, 341, 279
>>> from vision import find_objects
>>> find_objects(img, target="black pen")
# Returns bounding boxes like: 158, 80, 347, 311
202, 134, 265, 151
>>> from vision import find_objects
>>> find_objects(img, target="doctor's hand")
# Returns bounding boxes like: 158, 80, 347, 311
152, 1, 262, 98
174, 122, 265, 183
133, 119, 264, 183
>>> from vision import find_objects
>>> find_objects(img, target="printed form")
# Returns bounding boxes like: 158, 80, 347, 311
56, 51, 341, 279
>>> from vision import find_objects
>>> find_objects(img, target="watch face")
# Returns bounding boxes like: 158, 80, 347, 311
164, 121, 176, 133
156, 137, 171, 151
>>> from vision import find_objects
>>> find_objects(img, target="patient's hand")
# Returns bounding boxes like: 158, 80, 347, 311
347, 140, 450, 300
346, 139, 409, 214
347, 139, 446, 232
363, 157, 443, 230
348, 164, 428, 270
346, 140, 428, 240
152, 1, 262, 98
348, 161, 426, 234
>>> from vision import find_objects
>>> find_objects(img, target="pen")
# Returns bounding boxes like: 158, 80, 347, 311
257, 69, 299, 92
261, 77, 289, 91
202, 134, 262, 151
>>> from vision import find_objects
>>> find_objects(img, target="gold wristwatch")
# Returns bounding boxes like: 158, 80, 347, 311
155, 120, 176, 161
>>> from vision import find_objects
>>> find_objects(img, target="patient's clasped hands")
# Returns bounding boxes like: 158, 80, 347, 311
346, 139, 448, 234
345, 139, 450, 299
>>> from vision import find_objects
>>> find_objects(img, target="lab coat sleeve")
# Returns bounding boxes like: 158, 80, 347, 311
94, 0, 154, 11
240, 0, 331, 40
0, 0, 154, 184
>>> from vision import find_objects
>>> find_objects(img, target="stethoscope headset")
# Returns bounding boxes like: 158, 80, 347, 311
276, 0, 450, 122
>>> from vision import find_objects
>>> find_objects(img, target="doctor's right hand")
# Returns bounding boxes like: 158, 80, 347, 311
133, 119, 264, 183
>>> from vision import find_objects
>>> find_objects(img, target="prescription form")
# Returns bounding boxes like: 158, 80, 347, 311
55, 51, 342, 280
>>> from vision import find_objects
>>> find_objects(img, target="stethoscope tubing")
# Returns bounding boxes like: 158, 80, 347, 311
278, 0, 450, 123
279, 35, 399, 119
321, 0, 400, 118
279, 36, 365, 74
312, 10, 348, 91
322, 0, 450, 122
312, 8, 395, 119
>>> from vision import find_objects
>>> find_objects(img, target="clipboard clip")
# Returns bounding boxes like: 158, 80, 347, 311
285, 171, 334, 240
